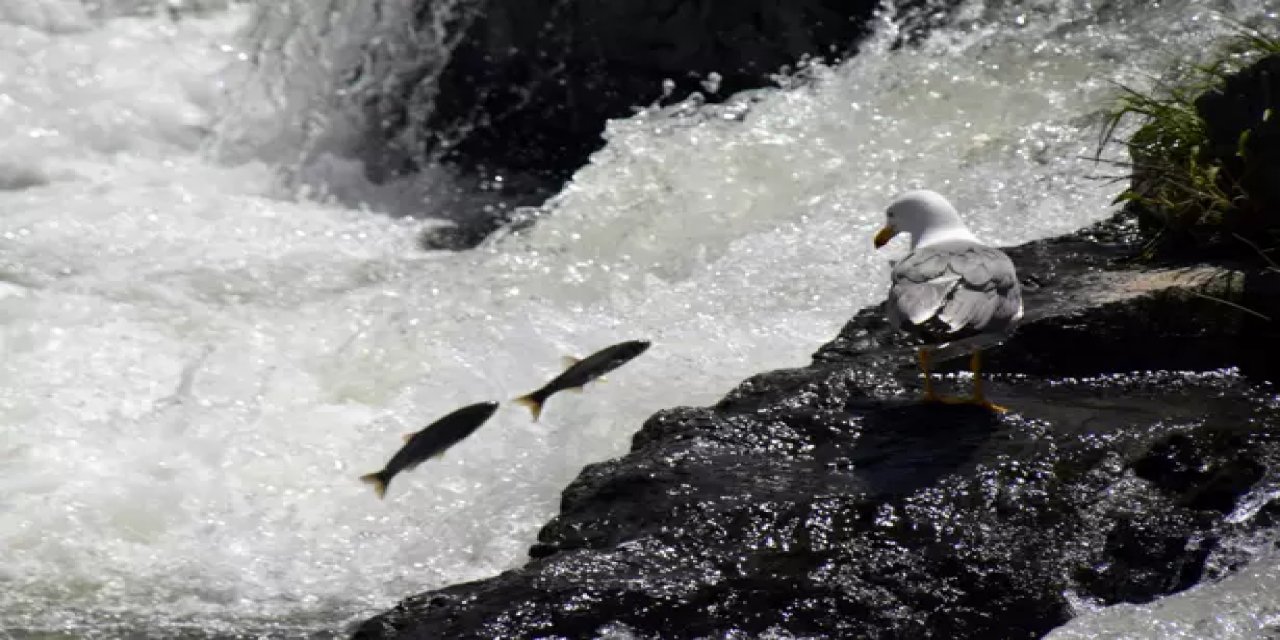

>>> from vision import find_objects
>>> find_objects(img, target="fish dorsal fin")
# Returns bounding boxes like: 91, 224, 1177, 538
561, 355, 582, 369
402, 432, 415, 443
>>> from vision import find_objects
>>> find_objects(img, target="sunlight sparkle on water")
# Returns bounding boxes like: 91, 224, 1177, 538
1, 0, 1276, 635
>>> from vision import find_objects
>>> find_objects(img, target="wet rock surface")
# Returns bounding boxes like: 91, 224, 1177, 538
358, 0, 965, 249
366, 0, 882, 183
1126, 52, 1280, 256
353, 216, 1280, 639
1195, 53, 1280, 228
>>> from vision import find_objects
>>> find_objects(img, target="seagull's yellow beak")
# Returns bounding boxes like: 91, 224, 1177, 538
873, 225, 898, 249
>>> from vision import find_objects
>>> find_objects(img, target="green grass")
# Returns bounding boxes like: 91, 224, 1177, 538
1098, 25, 1280, 258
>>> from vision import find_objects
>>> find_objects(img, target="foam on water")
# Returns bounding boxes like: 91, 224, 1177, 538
1049, 503, 1280, 640
1056, 554, 1280, 639
1, 0, 1277, 636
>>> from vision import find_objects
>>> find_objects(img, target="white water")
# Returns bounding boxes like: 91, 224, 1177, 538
1053, 555, 1280, 639
0, 0, 1275, 636
1050, 489, 1280, 640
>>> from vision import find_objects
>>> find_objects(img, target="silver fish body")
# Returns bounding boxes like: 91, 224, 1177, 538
514, 340, 650, 421
359, 401, 500, 499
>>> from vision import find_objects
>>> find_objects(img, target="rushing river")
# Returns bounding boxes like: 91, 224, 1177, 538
1, 0, 1276, 636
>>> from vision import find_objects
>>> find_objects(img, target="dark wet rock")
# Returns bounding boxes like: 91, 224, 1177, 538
328, 1, 977, 250
363, 0, 882, 184
1195, 53, 1280, 228
354, 215, 1280, 639
1127, 52, 1280, 256
355, 0, 965, 247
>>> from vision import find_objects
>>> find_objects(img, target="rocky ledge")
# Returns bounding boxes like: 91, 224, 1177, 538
353, 215, 1280, 638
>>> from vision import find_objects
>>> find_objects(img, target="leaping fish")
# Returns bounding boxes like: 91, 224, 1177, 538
513, 340, 651, 421
359, 401, 500, 499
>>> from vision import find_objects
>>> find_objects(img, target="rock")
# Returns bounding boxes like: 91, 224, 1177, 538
362, 0, 877, 184
353, 213, 1280, 638
355, 0, 963, 226
1193, 52, 1280, 239
1130, 52, 1280, 254
338, 0, 972, 249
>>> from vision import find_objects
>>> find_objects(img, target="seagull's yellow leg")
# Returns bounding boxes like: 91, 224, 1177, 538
969, 350, 1009, 413
918, 348, 943, 403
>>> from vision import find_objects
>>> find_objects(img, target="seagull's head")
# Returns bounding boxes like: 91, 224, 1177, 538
874, 190, 971, 250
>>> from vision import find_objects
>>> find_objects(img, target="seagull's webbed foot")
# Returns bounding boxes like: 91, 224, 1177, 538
916, 348, 1010, 412
968, 350, 1009, 413
968, 397, 1010, 413
921, 391, 1007, 411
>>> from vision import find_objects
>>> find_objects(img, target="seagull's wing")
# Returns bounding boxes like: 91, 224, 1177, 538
888, 240, 1022, 336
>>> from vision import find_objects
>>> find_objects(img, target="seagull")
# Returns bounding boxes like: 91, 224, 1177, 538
873, 190, 1023, 412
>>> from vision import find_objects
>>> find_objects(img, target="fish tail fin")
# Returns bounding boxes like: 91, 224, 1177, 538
513, 392, 544, 422
359, 471, 389, 499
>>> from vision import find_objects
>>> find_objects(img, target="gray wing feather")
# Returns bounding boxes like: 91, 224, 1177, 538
888, 273, 960, 326
888, 240, 1022, 334
938, 284, 1008, 331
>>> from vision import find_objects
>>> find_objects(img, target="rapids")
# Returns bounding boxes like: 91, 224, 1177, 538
1, 0, 1276, 636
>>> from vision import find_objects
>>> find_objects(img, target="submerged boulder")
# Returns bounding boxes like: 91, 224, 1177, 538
363, 0, 884, 185
352, 215, 1280, 638
334, 0, 972, 249
355, 0, 968, 246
